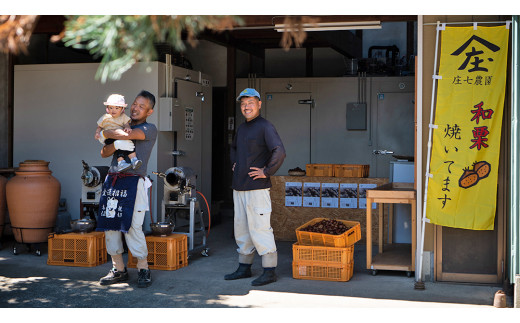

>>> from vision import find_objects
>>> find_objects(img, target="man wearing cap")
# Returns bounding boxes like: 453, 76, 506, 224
225, 88, 286, 286
97, 90, 157, 288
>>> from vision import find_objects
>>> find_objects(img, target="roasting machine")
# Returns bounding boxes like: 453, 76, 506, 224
154, 166, 208, 257
80, 160, 109, 220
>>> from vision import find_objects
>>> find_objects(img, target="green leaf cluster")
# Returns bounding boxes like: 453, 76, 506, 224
62, 15, 242, 83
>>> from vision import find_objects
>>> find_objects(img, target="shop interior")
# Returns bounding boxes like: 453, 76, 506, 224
2, 15, 512, 288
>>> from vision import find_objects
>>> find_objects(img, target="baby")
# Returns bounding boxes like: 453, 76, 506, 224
94, 94, 142, 172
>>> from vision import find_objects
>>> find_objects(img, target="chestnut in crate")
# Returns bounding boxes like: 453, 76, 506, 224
300, 219, 349, 235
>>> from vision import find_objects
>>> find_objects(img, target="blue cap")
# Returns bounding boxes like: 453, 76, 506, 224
236, 88, 261, 102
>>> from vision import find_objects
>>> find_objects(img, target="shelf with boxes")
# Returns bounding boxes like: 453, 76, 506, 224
271, 176, 388, 242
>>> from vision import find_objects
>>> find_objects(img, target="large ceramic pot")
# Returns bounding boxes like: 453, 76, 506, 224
6, 160, 61, 243
0, 175, 7, 239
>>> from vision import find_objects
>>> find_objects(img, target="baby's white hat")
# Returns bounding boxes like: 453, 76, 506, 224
104, 94, 127, 107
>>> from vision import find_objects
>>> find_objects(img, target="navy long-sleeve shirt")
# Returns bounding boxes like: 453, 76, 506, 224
230, 116, 286, 191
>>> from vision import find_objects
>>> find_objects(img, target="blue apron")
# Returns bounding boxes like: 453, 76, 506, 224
96, 173, 140, 233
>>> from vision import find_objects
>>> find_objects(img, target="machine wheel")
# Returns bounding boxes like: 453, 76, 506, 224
13, 246, 18, 255
371, 269, 378, 276
201, 248, 209, 257
35, 249, 41, 257
406, 271, 413, 278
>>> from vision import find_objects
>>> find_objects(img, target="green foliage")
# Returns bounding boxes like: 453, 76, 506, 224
62, 15, 242, 83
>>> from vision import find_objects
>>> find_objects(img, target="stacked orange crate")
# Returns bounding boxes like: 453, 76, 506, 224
292, 244, 354, 281
128, 233, 188, 270
333, 164, 370, 178
295, 218, 361, 247
305, 164, 334, 177
47, 231, 107, 267
292, 218, 361, 281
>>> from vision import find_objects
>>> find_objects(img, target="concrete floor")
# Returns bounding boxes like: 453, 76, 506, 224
0, 211, 516, 318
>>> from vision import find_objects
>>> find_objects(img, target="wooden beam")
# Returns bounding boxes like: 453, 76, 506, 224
239, 15, 417, 27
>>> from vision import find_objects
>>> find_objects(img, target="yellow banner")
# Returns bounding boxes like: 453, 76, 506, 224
426, 25, 509, 230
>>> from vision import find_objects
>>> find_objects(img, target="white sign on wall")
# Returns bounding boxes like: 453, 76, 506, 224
185, 107, 194, 141
285, 182, 302, 207
359, 183, 377, 209
303, 182, 320, 208
228, 117, 234, 131
340, 183, 358, 209
321, 183, 339, 208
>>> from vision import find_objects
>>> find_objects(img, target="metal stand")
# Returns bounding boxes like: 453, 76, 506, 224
10, 227, 46, 256
13, 242, 42, 256
164, 197, 208, 257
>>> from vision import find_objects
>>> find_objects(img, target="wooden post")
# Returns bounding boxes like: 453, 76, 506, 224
411, 198, 416, 271
379, 203, 384, 254
366, 197, 373, 269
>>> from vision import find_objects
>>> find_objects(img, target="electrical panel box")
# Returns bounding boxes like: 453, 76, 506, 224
159, 97, 182, 132
159, 97, 173, 131
346, 102, 367, 130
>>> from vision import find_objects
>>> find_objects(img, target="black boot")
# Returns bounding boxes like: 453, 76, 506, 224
251, 267, 277, 286
224, 263, 252, 280
99, 267, 129, 286
137, 268, 152, 288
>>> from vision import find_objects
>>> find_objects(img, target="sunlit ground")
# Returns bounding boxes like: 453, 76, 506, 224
0, 303, 515, 323
208, 290, 490, 308
1, 275, 516, 323
0, 276, 47, 292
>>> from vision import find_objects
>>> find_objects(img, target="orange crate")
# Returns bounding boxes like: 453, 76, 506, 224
292, 261, 354, 282
293, 242, 354, 264
334, 164, 369, 178
47, 231, 107, 267
128, 233, 188, 271
306, 164, 334, 177
295, 218, 361, 247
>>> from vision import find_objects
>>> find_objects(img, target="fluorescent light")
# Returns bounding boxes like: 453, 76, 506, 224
303, 25, 382, 31
274, 21, 382, 32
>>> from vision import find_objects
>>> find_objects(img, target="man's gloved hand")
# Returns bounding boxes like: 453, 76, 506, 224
113, 140, 135, 151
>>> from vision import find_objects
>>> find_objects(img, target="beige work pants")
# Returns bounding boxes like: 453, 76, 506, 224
233, 189, 277, 268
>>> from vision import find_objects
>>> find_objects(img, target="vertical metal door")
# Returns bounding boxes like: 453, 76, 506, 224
374, 92, 415, 178
264, 92, 312, 175
174, 80, 203, 190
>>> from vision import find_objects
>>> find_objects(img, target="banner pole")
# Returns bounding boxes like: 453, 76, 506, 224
415, 21, 442, 290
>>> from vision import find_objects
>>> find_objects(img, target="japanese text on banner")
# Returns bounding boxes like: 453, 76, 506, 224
426, 25, 509, 230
